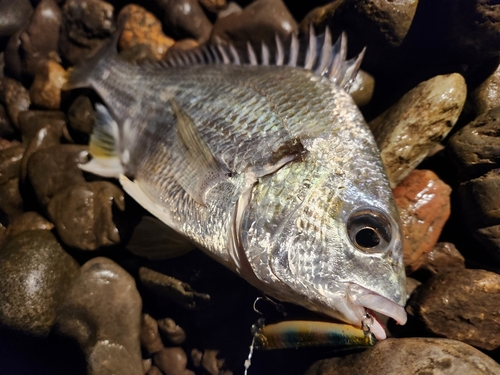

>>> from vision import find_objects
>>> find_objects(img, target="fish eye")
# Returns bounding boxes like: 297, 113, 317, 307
347, 209, 392, 253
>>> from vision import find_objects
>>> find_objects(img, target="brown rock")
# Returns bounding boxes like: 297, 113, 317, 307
5, 211, 53, 239
118, 4, 175, 61
157, 317, 186, 345
349, 70, 375, 108
210, 0, 297, 49
0, 143, 24, 185
59, 0, 115, 65
47, 181, 125, 250
305, 337, 500, 375
56, 257, 143, 375
3, 29, 24, 80
0, 104, 15, 137
299, 1, 344, 35
166, 39, 199, 54
0, 230, 79, 336
0, 0, 33, 38
27, 144, 87, 207
19, 0, 62, 77
190, 348, 203, 368
153, 0, 212, 43
199, 0, 226, 13
147, 366, 163, 375
154, 347, 194, 375
139, 267, 210, 310
67, 95, 95, 136
201, 349, 222, 375
448, 106, 500, 181
392, 169, 452, 273
141, 313, 164, 355
419, 242, 465, 275
17, 110, 67, 142
0, 77, 31, 127
143, 358, 152, 374
408, 269, 500, 351
370, 74, 466, 187
458, 169, 500, 260
472, 63, 500, 114
0, 177, 23, 222
29, 60, 67, 109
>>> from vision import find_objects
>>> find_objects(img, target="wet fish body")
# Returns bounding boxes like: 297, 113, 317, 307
67, 31, 407, 340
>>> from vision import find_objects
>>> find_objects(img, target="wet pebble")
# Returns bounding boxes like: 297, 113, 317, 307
17, 110, 67, 142
392, 169, 452, 273
118, 4, 175, 61
370, 73, 466, 187
305, 337, 500, 375
157, 317, 186, 345
0, 104, 15, 137
5, 211, 54, 239
141, 313, 164, 355
211, 0, 297, 48
419, 242, 465, 275
199, 0, 226, 14
0, 230, 79, 336
29, 60, 67, 109
349, 70, 375, 108
56, 257, 143, 375
0, 177, 23, 222
0, 142, 25, 184
147, 365, 163, 375
0, 77, 31, 128
154, 347, 194, 375
47, 181, 125, 250
408, 269, 500, 351
0, 0, 33, 38
67, 95, 95, 137
299, 1, 343, 35
201, 349, 224, 375
472, 62, 500, 114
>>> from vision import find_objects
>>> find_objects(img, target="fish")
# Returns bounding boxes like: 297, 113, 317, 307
64, 27, 407, 340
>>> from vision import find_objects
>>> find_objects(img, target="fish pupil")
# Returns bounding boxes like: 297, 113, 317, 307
355, 228, 380, 248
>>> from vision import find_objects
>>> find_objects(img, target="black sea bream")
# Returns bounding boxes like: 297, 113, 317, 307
65, 29, 407, 340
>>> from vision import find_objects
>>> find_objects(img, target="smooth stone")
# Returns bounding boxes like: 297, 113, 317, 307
19, 0, 62, 77
408, 269, 500, 351
210, 0, 297, 49
349, 70, 375, 107
56, 257, 143, 375
405, 277, 421, 298
419, 242, 465, 275
153, 0, 212, 43
5, 211, 54, 239
17, 110, 67, 143
143, 358, 152, 374
458, 169, 500, 260
305, 337, 500, 375
0, 230, 79, 336
47, 181, 125, 250
166, 38, 199, 54
157, 317, 186, 345
29, 60, 67, 109
0, 104, 15, 137
59, 0, 115, 65
118, 4, 175, 61
472, 62, 500, 114
147, 366, 163, 375
369, 73, 466, 187
3, 29, 23, 80
0, 0, 33, 38
201, 349, 223, 375
27, 144, 87, 207
299, 0, 344, 35
448, 106, 500, 181
199, 0, 226, 14
0, 77, 31, 128
0, 177, 23, 222
67, 95, 95, 138
0, 143, 25, 185
139, 267, 210, 310
154, 347, 194, 375
140, 313, 164, 355
392, 169, 452, 273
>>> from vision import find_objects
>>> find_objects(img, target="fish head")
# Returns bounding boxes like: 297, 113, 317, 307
241, 128, 407, 340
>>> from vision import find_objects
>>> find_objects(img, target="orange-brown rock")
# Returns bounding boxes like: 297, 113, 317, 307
119, 4, 175, 61
393, 169, 452, 272
29, 60, 67, 109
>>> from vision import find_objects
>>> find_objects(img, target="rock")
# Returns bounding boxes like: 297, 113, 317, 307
0, 77, 31, 128
141, 313, 164, 355
118, 4, 175, 61
0, 143, 25, 185
56, 257, 143, 375
419, 242, 465, 275
27, 144, 87, 207
3, 29, 23, 80
143, 358, 152, 374
210, 0, 297, 49
408, 269, 500, 351
201, 349, 223, 375
472, 63, 500, 114
139, 267, 211, 310
349, 70, 375, 108
154, 347, 194, 375
147, 366, 163, 375
393, 169, 452, 273
0, 177, 23, 222
17, 110, 67, 142
299, 1, 344, 35
369, 74, 466, 187
59, 0, 115, 65
305, 337, 500, 375
448, 106, 500, 181
29, 60, 67, 109
190, 348, 203, 368
157, 317, 186, 345
405, 277, 421, 298
0, 104, 15, 137
67, 95, 95, 137
458, 169, 500, 260
165, 38, 199, 55
0, 230, 79, 336
0, 0, 33, 38
5, 211, 53, 239
217, 2, 242, 19
47, 181, 125, 250
19, 0, 62, 77
153, 0, 212, 43
199, 0, 226, 14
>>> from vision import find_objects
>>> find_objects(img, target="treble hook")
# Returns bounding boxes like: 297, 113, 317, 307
361, 313, 374, 333
252, 296, 286, 316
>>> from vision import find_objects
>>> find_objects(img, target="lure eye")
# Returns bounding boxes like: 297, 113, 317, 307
347, 209, 392, 253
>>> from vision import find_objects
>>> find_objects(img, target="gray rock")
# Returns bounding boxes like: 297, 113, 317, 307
56, 257, 143, 375
408, 269, 500, 351
140, 313, 164, 355
305, 337, 500, 375
47, 181, 125, 250
0, 230, 79, 336
369, 73, 466, 187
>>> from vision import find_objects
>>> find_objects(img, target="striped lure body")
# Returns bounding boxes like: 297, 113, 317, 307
65, 29, 407, 340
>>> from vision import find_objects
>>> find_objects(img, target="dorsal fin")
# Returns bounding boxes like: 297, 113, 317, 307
158, 28, 365, 91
